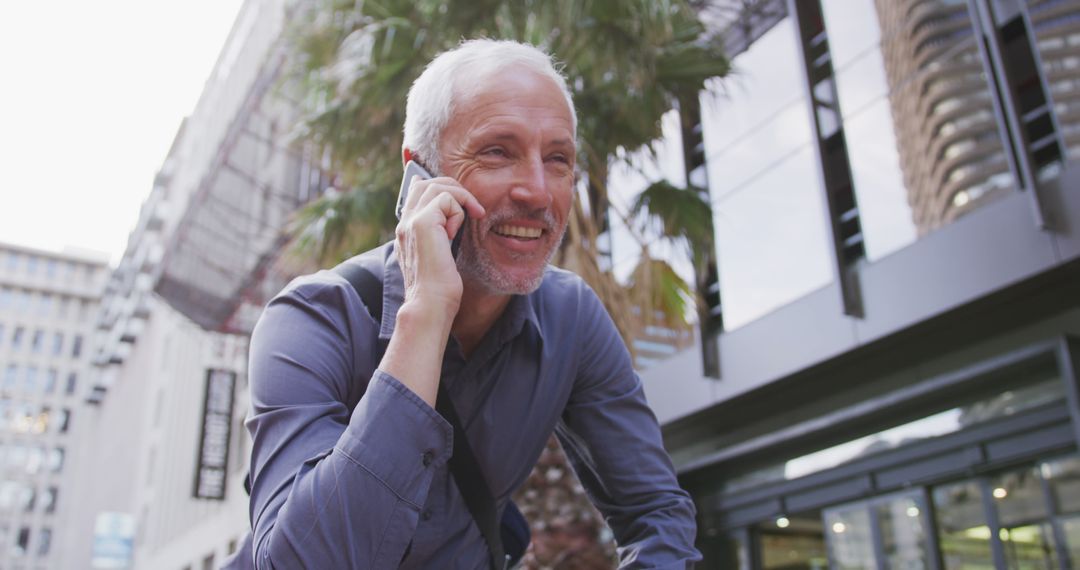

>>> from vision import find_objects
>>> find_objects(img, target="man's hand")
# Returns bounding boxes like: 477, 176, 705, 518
395, 175, 485, 321
381, 175, 485, 407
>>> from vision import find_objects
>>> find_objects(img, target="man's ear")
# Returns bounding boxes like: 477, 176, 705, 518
402, 147, 414, 167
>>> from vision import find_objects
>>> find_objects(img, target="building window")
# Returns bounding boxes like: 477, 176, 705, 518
6, 251, 19, 272
47, 447, 64, 473
0, 287, 10, 309
25, 446, 43, 475
34, 407, 49, 434
24, 366, 38, 393
38, 294, 51, 317
59, 409, 70, 433
4, 365, 18, 391
0, 323, 5, 345
42, 487, 57, 514
51, 333, 63, 356
15, 526, 30, 556
65, 373, 77, 395
202, 553, 215, 570
24, 487, 37, 512
31, 330, 43, 354
36, 527, 51, 557
44, 369, 57, 394
12, 326, 24, 350
25, 255, 38, 275
71, 335, 82, 358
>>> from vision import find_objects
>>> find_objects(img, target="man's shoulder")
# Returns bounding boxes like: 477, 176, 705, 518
272, 243, 392, 309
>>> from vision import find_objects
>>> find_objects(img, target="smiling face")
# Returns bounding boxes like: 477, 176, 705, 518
438, 67, 577, 295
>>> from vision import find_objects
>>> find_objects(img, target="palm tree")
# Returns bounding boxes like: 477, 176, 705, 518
281, 0, 728, 565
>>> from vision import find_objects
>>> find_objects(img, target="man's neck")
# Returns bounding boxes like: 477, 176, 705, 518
451, 283, 512, 359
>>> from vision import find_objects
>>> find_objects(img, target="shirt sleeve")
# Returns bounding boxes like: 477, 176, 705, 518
557, 283, 702, 569
245, 275, 453, 569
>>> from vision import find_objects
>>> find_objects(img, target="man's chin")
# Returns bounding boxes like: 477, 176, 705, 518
458, 251, 548, 296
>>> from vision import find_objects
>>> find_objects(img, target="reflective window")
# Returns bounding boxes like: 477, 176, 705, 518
51, 333, 62, 356
759, 524, 827, 570
15, 526, 29, 557
44, 369, 57, 394
3, 365, 17, 391
821, 0, 1013, 258
36, 527, 51, 557
65, 373, 77, 395
934, 480, 995, 569
1027, 0, 1080, 164
825, 506, 876, 569
30, 329, 43, 353
24, 366, 37, 393
12, 326, 24, 349
47, 447, 64, 473
1063, 515, 1080, 568
1042, 456, 1080, 514
722, 373, 1063, 493
991, 466, 1059, 569
700, 17, 834, 329
42, 487, 57, 514
876, 494, 931, 569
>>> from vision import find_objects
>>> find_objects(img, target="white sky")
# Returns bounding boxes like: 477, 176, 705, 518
0, 0, 244, 265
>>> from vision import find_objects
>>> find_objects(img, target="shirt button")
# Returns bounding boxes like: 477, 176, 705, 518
422, 451, 434, 467
422, 509, 433, 521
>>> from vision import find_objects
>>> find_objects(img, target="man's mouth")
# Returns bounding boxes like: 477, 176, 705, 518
492, 224, 543, 240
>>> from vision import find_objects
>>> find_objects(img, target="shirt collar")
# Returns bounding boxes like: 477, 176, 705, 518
378, 243, 544, 344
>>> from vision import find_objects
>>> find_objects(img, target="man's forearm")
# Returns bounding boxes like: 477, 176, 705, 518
379, 299, 453, 407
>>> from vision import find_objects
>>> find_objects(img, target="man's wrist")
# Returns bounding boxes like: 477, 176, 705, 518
396, 298, 456, 338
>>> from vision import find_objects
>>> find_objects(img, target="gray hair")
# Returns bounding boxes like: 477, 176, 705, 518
402, 39, 577, 174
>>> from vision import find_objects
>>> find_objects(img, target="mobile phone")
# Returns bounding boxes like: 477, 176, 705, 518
397, 160, 466, 259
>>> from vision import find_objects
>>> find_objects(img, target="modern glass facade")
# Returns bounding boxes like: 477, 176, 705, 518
659, 0, 1080, 568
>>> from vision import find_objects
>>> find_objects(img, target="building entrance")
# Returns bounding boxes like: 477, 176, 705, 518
748, 456, 1080, 569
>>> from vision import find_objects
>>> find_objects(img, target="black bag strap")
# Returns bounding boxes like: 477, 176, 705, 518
332, 259, 508, 570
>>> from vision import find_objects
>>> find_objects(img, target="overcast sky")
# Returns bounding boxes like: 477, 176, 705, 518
0, 0, 243, 264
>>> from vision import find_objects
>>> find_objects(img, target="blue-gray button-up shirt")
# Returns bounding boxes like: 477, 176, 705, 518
245, 243, 700, 568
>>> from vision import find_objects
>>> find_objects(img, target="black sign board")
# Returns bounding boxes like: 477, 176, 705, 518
193, 369, 235, 500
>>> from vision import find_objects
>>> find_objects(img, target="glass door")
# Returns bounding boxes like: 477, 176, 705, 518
824, 490, 934, 570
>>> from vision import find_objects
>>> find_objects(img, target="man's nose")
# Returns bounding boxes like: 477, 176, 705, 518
508, 155, 553, 209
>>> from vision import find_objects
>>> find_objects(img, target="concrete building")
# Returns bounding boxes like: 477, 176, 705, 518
640, 0, 1080, 567
62, 0, 308, 567
0, 242, 109, 569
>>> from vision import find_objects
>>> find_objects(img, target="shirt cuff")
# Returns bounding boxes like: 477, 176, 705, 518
337, 369, 453, 507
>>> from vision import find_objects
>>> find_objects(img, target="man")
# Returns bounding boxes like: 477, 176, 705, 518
240, 39, 700, 568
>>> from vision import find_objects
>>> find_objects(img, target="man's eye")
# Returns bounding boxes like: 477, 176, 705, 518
482, 147, 507, 157
547, 154, 570, 165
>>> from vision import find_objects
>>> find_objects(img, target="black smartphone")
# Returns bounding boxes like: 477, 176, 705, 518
397, 160, 466, 258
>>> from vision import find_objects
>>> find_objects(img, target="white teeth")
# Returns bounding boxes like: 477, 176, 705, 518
494, 225, 542, 239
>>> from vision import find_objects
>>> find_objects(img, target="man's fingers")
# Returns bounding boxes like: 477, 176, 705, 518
405, 178, 486, 221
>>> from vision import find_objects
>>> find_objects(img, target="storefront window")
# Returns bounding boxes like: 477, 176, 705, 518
825, 507, 876, 569
1062, 516, 1080, 568
991, 467, 1058, 569
934, 480, 995, 569
877, 494, 931, 569
1042, 456, 1080, 514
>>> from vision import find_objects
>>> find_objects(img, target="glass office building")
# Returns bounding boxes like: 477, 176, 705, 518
641, 0, 1080, 568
